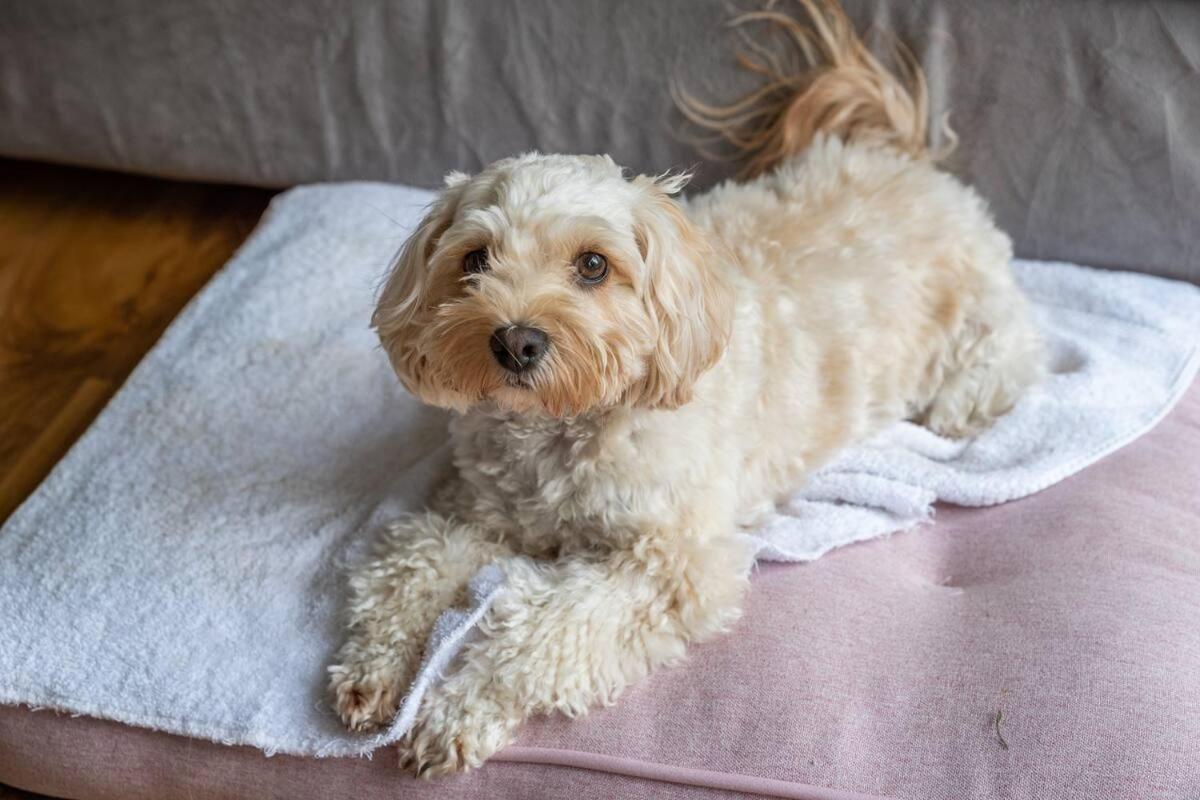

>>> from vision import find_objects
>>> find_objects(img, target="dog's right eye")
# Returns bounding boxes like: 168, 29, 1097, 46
463, 249, 490, 274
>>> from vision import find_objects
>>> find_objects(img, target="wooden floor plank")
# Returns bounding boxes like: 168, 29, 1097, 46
0, 158, 273, 523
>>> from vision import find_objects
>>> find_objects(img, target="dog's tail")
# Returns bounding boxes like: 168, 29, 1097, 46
675, 0, 953, 177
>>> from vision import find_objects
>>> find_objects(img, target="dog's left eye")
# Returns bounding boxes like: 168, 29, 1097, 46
574, 252, 609, 285
463, 248, 490, 274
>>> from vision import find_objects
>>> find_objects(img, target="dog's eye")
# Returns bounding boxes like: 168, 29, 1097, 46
574, 252, 609, 285
463, 248, 490, 274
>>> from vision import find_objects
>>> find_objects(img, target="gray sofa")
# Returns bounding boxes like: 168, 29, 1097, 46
3, 0, 1198, 283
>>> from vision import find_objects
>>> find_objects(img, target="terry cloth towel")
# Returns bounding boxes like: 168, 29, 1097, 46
1, 183, 1198, 758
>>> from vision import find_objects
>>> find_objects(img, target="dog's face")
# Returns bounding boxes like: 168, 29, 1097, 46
373, 154, 732, 417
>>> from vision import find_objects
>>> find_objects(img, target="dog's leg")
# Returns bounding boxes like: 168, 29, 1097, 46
400, 527, 756, 775
921, 302, 1044, 438
328, 512, 511, 731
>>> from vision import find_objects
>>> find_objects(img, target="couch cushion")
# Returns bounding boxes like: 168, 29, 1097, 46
3, 378, 1197, 799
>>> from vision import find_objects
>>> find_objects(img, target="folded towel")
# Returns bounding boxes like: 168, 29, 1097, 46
1, 183, 1197, 759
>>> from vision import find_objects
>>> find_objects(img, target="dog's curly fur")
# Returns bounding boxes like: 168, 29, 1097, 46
327, 0, 1043, 775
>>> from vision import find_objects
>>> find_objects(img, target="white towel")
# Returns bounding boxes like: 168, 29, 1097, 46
1, 183, 1197, 758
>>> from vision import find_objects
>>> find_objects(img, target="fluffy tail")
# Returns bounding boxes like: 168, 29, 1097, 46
675, 0, 953, 176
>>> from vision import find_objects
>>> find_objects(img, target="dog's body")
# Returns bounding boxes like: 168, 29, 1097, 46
328, 1, 1042, 775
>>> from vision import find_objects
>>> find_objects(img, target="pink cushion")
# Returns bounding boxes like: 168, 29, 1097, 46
3, 379, 1198, 799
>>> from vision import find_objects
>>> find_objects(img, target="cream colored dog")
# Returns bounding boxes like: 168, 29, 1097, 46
328, 0, 1042, 776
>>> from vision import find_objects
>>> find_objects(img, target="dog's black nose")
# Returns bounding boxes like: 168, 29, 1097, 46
490, 325, 549, 373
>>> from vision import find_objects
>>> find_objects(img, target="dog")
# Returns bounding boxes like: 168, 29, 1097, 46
327, 0, 1043, 776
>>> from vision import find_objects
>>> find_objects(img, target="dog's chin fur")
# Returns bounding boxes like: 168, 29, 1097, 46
329, 0, 1045, 777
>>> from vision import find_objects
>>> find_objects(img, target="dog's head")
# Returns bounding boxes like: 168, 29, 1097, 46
373, 154, 732, 417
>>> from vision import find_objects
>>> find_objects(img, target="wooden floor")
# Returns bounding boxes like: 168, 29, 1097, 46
0, 159, 273, 523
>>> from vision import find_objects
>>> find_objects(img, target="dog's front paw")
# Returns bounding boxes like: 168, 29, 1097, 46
399, 688, 514, 777
328, 660, 405, 732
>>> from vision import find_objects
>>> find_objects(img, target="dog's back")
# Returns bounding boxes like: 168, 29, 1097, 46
680, 0, 1043, 449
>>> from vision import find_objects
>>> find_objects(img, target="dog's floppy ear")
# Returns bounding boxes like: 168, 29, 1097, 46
626, 173, 733, 409
371, 175, 468, 394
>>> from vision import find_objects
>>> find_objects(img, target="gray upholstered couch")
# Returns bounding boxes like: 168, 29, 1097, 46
3, 0, 1198, 283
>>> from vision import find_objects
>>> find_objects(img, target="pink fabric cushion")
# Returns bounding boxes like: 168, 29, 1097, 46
3, 380, 1198, 799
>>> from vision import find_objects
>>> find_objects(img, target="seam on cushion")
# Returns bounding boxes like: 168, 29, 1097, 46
491, 746, 894, 800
